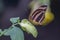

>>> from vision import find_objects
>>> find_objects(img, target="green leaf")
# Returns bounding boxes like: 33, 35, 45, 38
0, 30, 7, 37
4, 26, 24, 40
0, 29, 2, 36
19, 19, 38, 38
0, 29, 2, 32
0, 29, 8, 37
10, 17, 20, 24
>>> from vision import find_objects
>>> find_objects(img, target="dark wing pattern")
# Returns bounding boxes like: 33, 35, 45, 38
31, 5, 47, 23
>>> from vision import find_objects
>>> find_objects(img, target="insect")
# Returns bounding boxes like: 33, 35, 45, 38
29, 5, 47, 25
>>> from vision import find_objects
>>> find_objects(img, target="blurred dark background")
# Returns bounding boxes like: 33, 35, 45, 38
0, 0, 60, 40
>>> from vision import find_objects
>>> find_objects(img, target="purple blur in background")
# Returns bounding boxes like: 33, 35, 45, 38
0, 0, 60, 40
